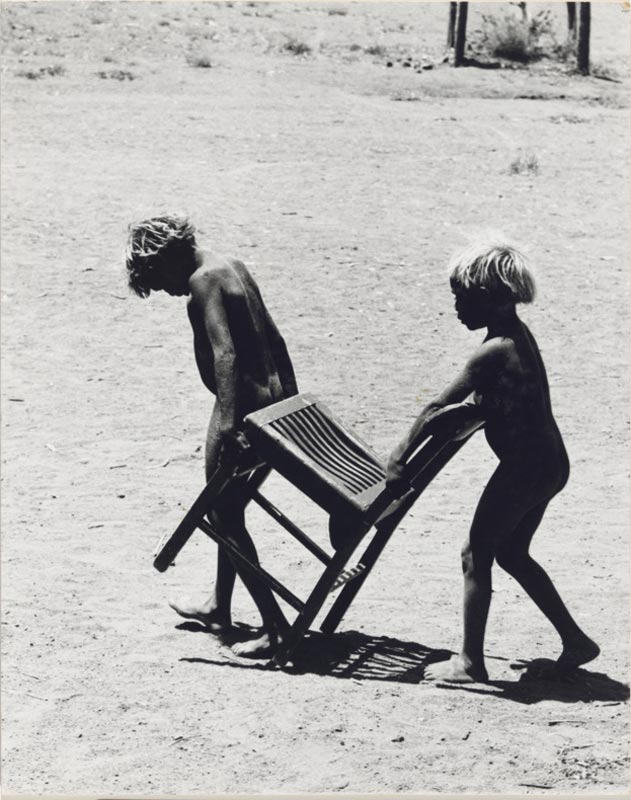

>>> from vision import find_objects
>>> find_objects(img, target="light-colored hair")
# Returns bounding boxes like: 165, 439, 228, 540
124, 214, 196, 297
448, 240, 535, 304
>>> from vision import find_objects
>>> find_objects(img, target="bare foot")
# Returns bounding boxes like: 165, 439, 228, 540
168, 598, 231, 634
425, 654, 489, 684
231, 630, 280, 659
556, 635, 600, 672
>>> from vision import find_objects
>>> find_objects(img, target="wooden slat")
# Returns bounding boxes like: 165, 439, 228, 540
251, 491, 332, 565
197, 519, 305, 613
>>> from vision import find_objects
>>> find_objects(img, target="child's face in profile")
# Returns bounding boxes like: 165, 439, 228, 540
149, 257, 190, 297
451, 284, 492, 330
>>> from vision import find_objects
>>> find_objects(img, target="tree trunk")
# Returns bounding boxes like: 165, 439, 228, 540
454, 2, 468, 67
577, 2, 590, 75
447, 2, 458, 48
567, 2, 577, 38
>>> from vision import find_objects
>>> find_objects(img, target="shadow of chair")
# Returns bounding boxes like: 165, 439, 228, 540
179, 623, 629, 704
179, 626, 451, 683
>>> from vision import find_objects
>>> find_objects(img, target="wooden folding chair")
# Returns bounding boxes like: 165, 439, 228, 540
153, 394, 484, 668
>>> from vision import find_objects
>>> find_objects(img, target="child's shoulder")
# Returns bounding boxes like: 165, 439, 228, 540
190, 253, 244, 293
470, 336, 515, 365
464, 337, 516, 383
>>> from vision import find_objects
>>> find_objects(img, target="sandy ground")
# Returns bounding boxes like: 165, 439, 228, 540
1, 1, 630, 796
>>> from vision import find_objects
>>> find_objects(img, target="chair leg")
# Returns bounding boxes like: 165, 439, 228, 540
153, 453, 242, 572
320, 490, 423, 634
196, 518, 305, 612
271, 530, 364, 668
319, 521, 397, 635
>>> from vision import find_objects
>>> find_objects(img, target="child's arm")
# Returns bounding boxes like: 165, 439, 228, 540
190, 275, 239, 439
386, 342, 500, 494
264, 308, 299, 397
187, 300, 217, 394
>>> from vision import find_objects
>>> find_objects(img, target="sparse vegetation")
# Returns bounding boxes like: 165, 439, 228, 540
365, 44, 387, 57
591, 62, 621, 83
43, 64, 65, 76
391, 90, 421, 102
552, 37, 576, 63
17, 64, 65, 79
16, 69, 43, 80
471, 8, 558, 64
509, 151, 540, 175
187, 54, 213, 69
283, 37, 311, 56
96, 69, 136, 81
549, 114, 588, 124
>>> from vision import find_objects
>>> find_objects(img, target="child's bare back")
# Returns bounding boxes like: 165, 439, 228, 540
187, 253, 292, 424
473, 320, 569, 489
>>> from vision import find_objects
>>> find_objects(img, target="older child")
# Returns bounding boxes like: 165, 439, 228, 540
126, 215, 298, 658
386, 241, 599, 682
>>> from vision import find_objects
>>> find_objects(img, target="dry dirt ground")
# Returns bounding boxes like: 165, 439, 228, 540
1, 1, 630, 796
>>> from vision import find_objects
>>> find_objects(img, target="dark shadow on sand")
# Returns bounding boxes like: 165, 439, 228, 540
178, 623, 629, 703
180, 627, 454, 683
287, 630, 453, 682
175, 620, 259, 638
434, 658, 630, 705
460, 57, 504, 69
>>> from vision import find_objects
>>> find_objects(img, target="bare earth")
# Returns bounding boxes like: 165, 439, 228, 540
1, 1, 630, 796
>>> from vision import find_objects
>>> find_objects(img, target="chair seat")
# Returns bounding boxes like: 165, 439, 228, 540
244, 395, 388, 522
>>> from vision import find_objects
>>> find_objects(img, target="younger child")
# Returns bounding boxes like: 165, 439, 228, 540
386, 241, 599, 682
126, 215, 298, 658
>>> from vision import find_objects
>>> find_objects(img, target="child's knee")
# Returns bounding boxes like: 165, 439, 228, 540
460, 542, 484, 575
207, 507, 224, 530
494, 543, 527, 574
460, 543, 473, 574
461, 540, 493, 575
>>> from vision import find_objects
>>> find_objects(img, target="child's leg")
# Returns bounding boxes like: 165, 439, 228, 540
169, 406, 237, 633
494, 502, 599, 669
168, 546, 236, 631
426, 462, 539, 683
426, 463, 598, 682
210, 490, 289, 658
207, 408, 288, 655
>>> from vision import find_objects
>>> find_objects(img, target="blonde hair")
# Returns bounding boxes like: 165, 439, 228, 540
125, 215, 196, 297
448, 240, 535, 304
